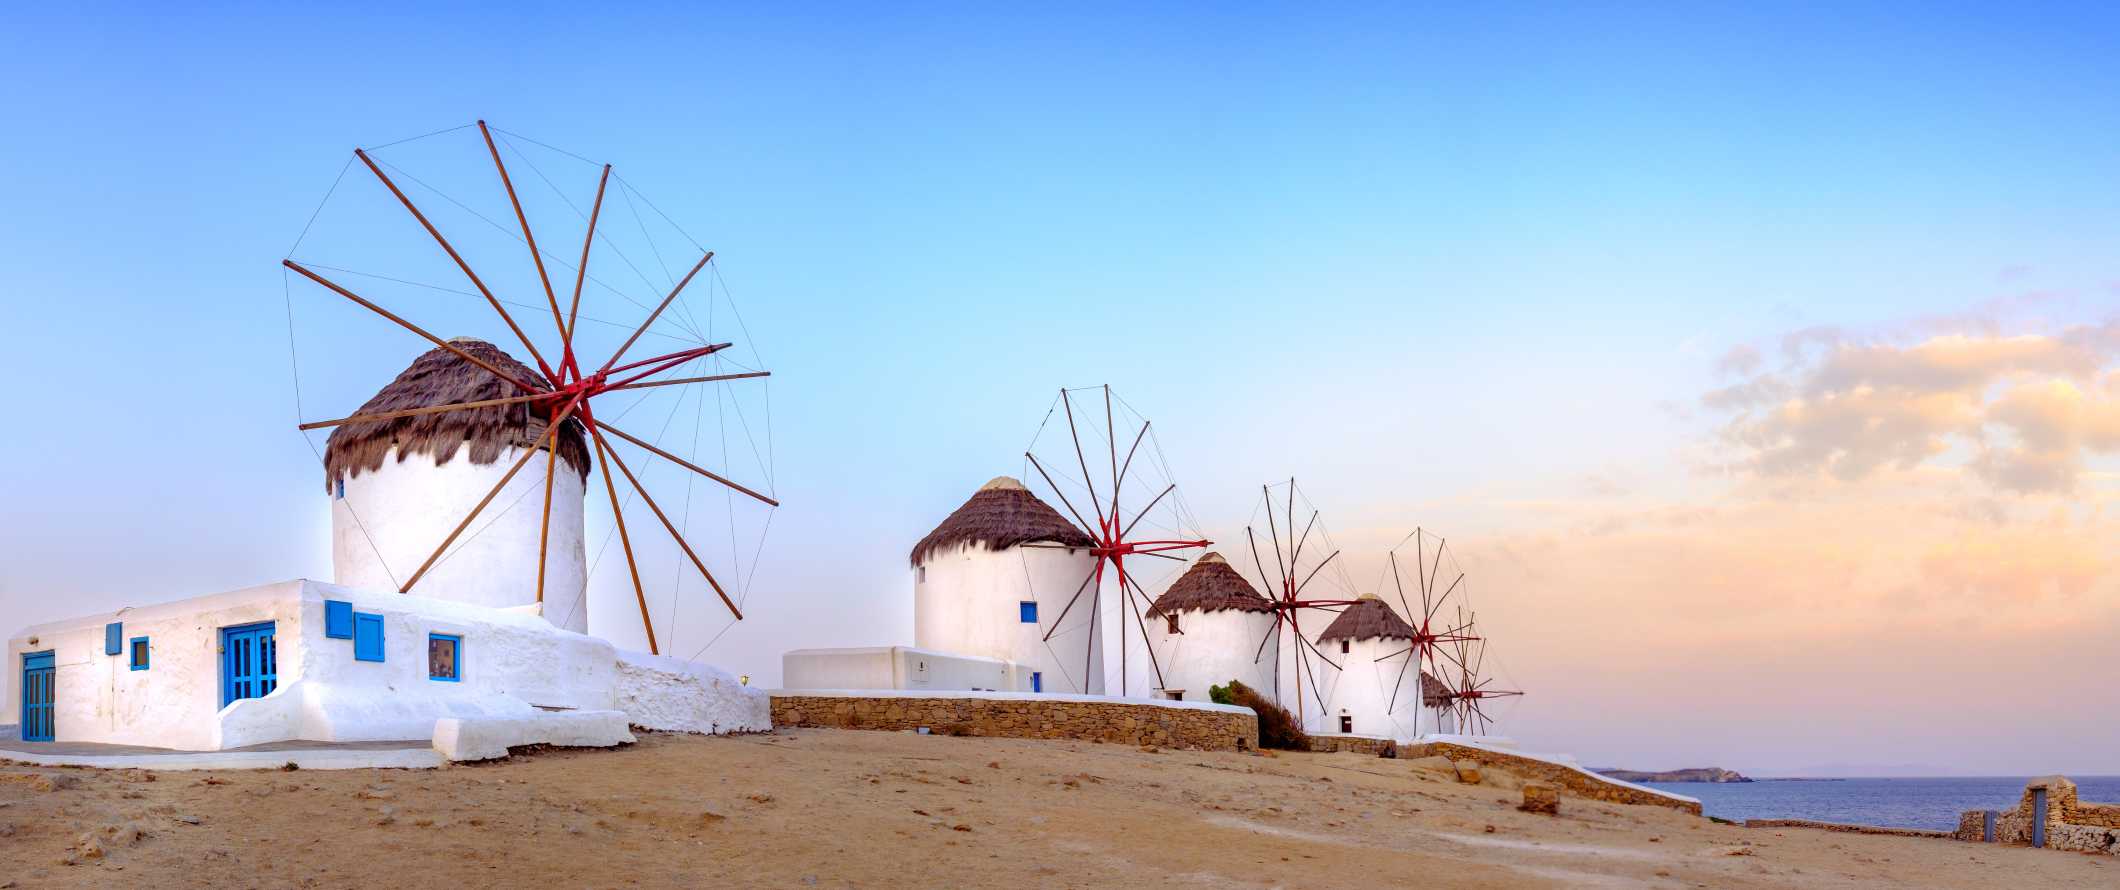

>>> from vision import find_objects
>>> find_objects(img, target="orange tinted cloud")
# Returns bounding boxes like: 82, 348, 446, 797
1711, 323, 2120, 493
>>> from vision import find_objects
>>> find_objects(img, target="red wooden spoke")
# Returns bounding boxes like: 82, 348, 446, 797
594, 420, 778, 507
606, 370, 770, 393
588, 416, 657, 655
605, 342, 731, 379
592, 423, 743, 621
565, 164, 612, 374
535, 437, 559, 607
1023, 452, 1099, 540
284, 260, 542, 394
598, 250, 713, 377
478, 120, 568, 351
1041, 558, 1103, 643
1058, 390, 1106, 530
354, 148, 558, 383
604, 344, 732, 390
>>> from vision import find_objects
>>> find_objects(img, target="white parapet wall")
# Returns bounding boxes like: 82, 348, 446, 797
6, 578, 768, 754
782, 646, 1025, 693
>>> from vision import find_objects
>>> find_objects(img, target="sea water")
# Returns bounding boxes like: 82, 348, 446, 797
1643, 776, 2120, 830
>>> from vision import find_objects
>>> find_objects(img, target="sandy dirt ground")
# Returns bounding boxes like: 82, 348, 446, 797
1, 729, 2111, 888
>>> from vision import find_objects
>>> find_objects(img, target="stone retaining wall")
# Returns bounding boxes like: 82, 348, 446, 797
1402, 740, 1701, 814
769, 692, 1259, 752
1745, 819, 1951, 839
1308, 735, 1396, 756
1961, 776, 2120, 855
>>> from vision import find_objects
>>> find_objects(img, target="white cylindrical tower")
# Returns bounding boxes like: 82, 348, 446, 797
911, 476, 1102, 694
1314, 594, 1426, 741
324, 339, 590, 633
1144, 553, 1279, 703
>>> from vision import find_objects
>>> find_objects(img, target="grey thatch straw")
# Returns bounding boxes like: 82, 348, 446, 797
1315, 594, 1417, 643
1148, 553, 1274, 617
1421, 670, 1452, 709
909, 476, 1094, 566
322, 339, 589, 492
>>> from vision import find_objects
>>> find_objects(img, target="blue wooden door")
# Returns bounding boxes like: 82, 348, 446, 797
20, 651, 54, 742
221, 622, 278, 707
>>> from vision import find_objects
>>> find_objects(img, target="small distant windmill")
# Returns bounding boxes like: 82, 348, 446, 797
1241, 479, 1367, 729
1371, 528, 1477, 738
1020, 385, 1211, 697
1442, 623, 1523, 736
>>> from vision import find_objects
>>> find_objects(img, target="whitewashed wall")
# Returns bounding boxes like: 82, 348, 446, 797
332, 443, 589, 634
1144, 608, 1279, 703
1314, 636, 1427, 741
913, 543, 1102, 694
781, 646, 1024, 692
6, 579, 766, 751
7, 580, 309, 751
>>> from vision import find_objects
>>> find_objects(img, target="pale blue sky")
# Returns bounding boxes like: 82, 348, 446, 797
4, 4, 2117, 773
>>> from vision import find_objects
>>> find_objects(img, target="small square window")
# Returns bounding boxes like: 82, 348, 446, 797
1339, 715, 1353, 734
335, 478, 346, 499
1165, 613, 1180, 634
1339, 639, 1350, 655
1031, 671, 1042, 693
428, 633, 461, 682
129, 637, 150, 671
1018, 601, 1038, 623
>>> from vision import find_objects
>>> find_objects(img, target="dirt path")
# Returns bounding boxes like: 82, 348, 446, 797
1, 730, 2110, 888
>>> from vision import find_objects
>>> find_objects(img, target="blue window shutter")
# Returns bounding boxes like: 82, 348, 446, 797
1031, 671, 1042, 693
324, 600, 354, 639
105, 622, 123, 655
353, 613, 385, 662
1019, 601, 1038, 623
130, 637, 150, 671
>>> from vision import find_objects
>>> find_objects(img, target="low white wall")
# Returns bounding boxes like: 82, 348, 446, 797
782, 646, 1023, 693
8, 578, 766, 751
614, 650, 771, 735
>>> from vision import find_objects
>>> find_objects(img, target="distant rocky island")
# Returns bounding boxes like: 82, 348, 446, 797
1595, 767, 1753, 783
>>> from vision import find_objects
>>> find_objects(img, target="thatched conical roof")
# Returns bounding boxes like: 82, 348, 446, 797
1315, 593, 1416, 643
909, 476, 1095, 566
322, 339, 589, 492
1148, 553, 1274, 617
1421, 670, 1453, 709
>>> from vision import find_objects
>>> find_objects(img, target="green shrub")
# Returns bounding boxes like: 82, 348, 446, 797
1208, 682, 1234, 706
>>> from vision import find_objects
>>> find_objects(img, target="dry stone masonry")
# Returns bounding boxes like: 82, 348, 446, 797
769, 692, 1259, 752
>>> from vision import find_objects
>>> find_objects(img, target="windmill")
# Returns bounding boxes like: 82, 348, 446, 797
282, 120, 776, 656
1442, 620, 1523, 736
1240, 479, 1368, 731
1371, 528, 1478, 738
1020, 385, 1211, 697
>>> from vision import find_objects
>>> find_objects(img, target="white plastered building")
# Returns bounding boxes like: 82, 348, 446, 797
6, 340, 767, 757
1312, 594, 1430, 741
1143, 553, 1279, 703
782, 476, 1103, 695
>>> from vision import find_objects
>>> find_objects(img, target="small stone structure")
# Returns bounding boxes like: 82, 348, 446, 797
769, 690, 1258, 751
1402, 739, 1702, 814
1957, 776, 2120, 855
1519, 784, 1560, 815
